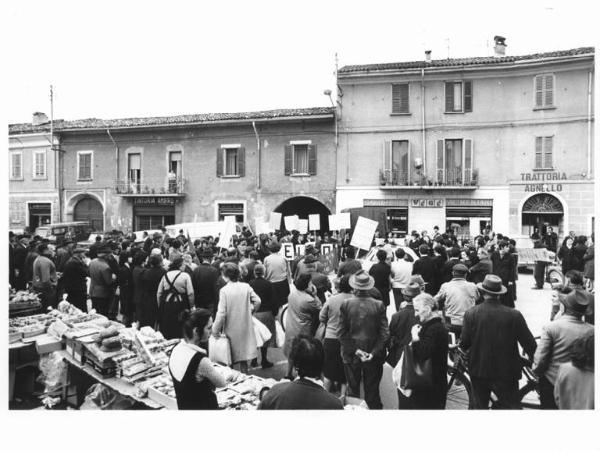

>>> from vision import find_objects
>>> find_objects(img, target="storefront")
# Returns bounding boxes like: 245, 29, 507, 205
27, 202, 52, 230
445, 198, 493, 240
132, 197, 177, 230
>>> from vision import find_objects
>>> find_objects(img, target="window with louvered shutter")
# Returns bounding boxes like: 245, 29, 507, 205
436, 139, 444, 183
445, 82, 454, 112
543, 137, 553, 168
237, 147, 245, 177
464, 81, 472, 112
382, 140, 391, 184
544, 76, 554, 106
535, 137, 543, 169
293, 144, 309, 174
216, 148, 223, 177
534, 74, 554, 108
445, 81, 469, 112
284, 145, 292, 175
10, 153, 22, 179
78, 152, 93, 180
307, 144, 317, 175
392, 83, 409, 113
34, 151, 46, 178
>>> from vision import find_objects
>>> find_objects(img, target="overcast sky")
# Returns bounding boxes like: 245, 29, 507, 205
3, 0, 597, 124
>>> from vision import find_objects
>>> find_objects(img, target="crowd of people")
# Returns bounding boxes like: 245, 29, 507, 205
7, 223, 595, 410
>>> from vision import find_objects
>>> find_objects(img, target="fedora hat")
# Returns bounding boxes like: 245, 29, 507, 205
561, 289, 590, 314
452, 263, 469, 276
349, 270, 375, 291
402, 282, 422, 298
477, 274, 507, 295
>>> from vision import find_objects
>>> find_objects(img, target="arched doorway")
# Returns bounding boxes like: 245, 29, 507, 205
274, 196, 331, 232
74, 197, 104, 231
521, 193, 564, 237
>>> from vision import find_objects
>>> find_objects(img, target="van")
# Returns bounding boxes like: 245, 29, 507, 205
35, 221, 92, 246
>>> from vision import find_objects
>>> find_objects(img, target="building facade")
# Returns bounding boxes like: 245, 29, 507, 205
9, 108, 336, 233
8, 113, 61, 233
335, 44, 594, 241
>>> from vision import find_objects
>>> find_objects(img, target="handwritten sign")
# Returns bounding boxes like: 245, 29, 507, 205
295, 244, 306, 257
338, 213, 351, 230
298, 219, 308, 235
255, 221, 273, 235
350, 216, 378, 250
309, 214, 321, 231
218, 216, 237, 249
517, 248, 553, 263
281, 243, 295, 261
328, 214, 339, 231
269, 212, 282, 231
284, 215, 300, 231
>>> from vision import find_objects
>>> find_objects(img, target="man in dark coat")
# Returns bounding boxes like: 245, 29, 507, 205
532, 240, 551, 290
542, 226, 558, 253
62, 248, 89, 312
441, 247, 461, 284
139, 253, 165, 327
460, 275, 537, 409
192, 251, 219, 314
88, 235, 103, 260
337, 246, 362, 277
491, 242, 516, 308
412, 244, 440, 295
11, 235, 31, 290
468, 248, 493, 285
368, 249, 391, 307
572, 236, 588, 272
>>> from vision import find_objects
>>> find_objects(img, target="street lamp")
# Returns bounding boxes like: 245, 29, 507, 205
323, 89, 338, 150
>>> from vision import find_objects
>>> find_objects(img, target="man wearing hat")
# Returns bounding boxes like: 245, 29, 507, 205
434, 263, 479, 339
339, 270, 390, 409
88, 244, 117, 316
62, 248, 90, 312
533, 289, 594, 409
55, 239, 76, 273
460, 274, 537, 409
412, 244, 440, 295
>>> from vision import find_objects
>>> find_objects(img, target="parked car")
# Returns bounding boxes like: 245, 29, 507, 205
360, 244, 419, 272
35, 221, 91, 246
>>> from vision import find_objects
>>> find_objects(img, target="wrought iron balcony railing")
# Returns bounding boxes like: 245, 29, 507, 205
380, 168, 478, 188
114, 177, 186, 196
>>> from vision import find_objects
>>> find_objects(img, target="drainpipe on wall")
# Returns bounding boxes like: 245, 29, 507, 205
252, 121, 261, 190
107, 128, 119, 187
587, 70, 593, 179
421, 68, 427, 182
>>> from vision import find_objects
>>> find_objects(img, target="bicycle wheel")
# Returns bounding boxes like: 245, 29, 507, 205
446, 368, 473, 409
546, 268, 564, 286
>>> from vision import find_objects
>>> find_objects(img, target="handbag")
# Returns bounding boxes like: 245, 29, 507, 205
274, 320, 285, 348
208, 334, 232, 366
252, 316, 272, 347
399, 343, 433, 390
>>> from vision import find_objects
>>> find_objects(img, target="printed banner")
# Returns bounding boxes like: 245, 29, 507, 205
281, 243, 295, 261
350, 216, 378, 250
309, 214, 321, 231
295, 244, 306, 257
517, 247, 553, 263
269, 212, 282, 231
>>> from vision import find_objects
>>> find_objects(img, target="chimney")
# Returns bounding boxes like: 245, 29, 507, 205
493, 35, 506, 57
32, 112, 49, 126
425, 50, 432, 63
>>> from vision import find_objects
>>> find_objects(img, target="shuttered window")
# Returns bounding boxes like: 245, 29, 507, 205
33, 151, 46, 178
10, 152, 22, 179
78, 151, 93, 180
382, 140, 410, 185
216, 147, 245, 177
534, 74, 554, 108
285, 143, 316, 175
392, 83, 409, 114
436, 139, 474, 184
445, 81, 472, 113
535, 136, 553, 169
217, 203, 245, 223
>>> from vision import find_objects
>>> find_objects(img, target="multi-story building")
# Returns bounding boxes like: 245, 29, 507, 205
9, 108, 336, 233
335, 39, 594, 240
8, 112, 61, 233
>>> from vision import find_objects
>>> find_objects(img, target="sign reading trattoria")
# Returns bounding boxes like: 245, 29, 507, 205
520, 171, 566, 193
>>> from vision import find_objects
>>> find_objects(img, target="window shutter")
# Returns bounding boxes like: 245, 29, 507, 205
544, 137, 553, 168
392, 84, 409, 113
392, 85, 400, 113
535, 75, 543, 107
545, 75, 554, 106
464, 81, 472, 112
463, 139, 473, 184
284, 145, 293, 175
237, 147, 245, 177
445, 82, 454, 112
216, 148, 223, 177
382, 140, 391, 183
407, 140, 411, 183
535, 137, 543, 169
308, 144, 317, 175
436, 139, 444, 183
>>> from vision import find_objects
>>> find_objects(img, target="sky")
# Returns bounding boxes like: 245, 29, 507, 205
2, 0, 597, 124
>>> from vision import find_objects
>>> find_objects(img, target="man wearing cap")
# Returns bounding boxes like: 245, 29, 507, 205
62, 248, 90, 312
412, 244, 440, 296
339, 270, 390, 409
191, 250, 219, 313
32, 243, 58, 309
89, 244, 117, 316
460, 274, 537, 409
533, 289, 594, 409
434, 263, 479, 339
55, 239, 76, 273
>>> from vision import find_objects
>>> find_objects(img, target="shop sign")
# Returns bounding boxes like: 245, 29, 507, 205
411, 199, 443, 208
28, 203, 51, 211
524, 184, 562, 193
133, 197, 176, 206
521, 171, 566, 193
446, 199, 493, 207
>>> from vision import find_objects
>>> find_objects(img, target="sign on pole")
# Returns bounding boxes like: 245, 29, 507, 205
328, 214, 339, 231
309, 214, 321, 231
350, 216, 378, 250
255, 221, 273, 235
218, 216, 237, 249
338, 213, 351, 230
295, 244, 306, 257
281, 243, 295, 261
321, 244, 333, 255
298, 219, 308, 235
269, 212, 282, 231
284, 215, 300, 231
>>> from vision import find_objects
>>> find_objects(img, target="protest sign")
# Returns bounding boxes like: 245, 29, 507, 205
284, 215, 300, 231
295, 244, 306, 257
338, 213, 351, 230
319, 245, 339, 274
218, 216, 237, 249
269, 212, 282, 231
321, 244, 333, 255
298, 219, 308, 235
255, 221, 273, 235
350, 216, 378, 250
328, 214, 339, 231
309, 214, 321, 231
281, 243, 295, 261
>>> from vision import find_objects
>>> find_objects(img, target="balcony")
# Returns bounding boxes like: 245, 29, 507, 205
380, 168, 478, 189
114, 177, 186, 197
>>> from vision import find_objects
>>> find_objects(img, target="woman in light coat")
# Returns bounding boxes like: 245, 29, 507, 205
283, 273, 322, 378
212, 262, 261, 373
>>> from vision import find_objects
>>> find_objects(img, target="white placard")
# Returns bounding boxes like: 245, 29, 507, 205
295, 244, 306, 257
328, 214, 339, 231
309, 214, 321, 231
298, 219, 308, 235
281, 243, 295, 261
338, 213, 351, 230
255, 221, 273, 235
284, 215, 300, 231
218, 217, 237, 249
350, 216, 378, 250
269, 212, 282, 231
321, 244, 333, 255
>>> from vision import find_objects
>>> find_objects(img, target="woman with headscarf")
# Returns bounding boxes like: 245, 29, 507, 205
156, 256, 194, 339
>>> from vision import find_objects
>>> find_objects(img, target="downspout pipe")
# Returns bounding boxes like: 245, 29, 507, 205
252, 121, 261, 190
587, 69, 593, 179
421, 68, 426, 183
107, 128, 119, 185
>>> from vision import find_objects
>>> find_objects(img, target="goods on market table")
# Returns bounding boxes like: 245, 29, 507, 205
8, 289, 42, 312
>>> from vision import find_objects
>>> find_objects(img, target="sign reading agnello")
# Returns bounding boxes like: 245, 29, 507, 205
520, 171, 567, 193
133, 197, 177, 206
